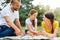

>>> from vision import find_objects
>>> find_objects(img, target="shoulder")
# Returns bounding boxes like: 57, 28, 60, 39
53, 20, 59, 28
25, 18, 30, 22
1, 3, 10, 12
35, 18, 37, 21
35, 18, 37, 22
25, 18, 31, 24
41, 21, 46, 28
54, 21, 59, 25
42, 21, 45, 24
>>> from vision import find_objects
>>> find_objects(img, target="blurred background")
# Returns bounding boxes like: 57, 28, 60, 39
0, 0, 60, 37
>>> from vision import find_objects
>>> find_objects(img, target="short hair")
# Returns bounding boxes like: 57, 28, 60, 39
11, 0, 21, 3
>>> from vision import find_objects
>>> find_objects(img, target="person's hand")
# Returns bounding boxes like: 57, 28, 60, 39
15, 29, 21, 36
21, 30, 24, 34
51, 34, 56, 38
21, 31, 25, 36
33, 31, 38, 34
48, 34, 56, 38
36, 31, 41, 36
34, 31, 37, 34
38, 31, 42, 35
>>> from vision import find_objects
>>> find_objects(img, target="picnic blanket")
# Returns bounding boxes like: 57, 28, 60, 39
0, 35, 60, 40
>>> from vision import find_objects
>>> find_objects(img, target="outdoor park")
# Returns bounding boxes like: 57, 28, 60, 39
0, 0, 60, 40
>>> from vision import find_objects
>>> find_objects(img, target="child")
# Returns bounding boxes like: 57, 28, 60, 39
25, 9, 40, 36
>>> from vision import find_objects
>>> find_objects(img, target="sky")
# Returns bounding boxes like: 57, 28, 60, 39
32, 0, 60, 9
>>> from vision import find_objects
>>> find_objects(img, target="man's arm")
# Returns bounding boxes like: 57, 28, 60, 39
4, 16, 21, 35
14, 18, 23, 33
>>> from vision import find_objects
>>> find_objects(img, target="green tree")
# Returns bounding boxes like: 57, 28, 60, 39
1, 0, 50, 26
19, 2, 50, 26
19, 0, 33, 26
33, 5, 49, 25
54, 7, 60, 27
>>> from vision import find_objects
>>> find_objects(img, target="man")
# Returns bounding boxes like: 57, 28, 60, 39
0, 0, 23, 37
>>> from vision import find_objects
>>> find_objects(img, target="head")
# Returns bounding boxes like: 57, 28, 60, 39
11, 0, 21, 11
29, 9, 38, 20
43, 12, 54, 23
43, 12, 54, 33
29, 9, 38, 27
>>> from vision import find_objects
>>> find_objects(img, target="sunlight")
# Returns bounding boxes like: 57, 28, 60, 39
32, 0, 60, 9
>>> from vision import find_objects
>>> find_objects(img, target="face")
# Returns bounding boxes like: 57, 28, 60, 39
30, 12, 38, 20
43, 15, 50, 23
43, 15, 53, 30
13, 1, 20, 11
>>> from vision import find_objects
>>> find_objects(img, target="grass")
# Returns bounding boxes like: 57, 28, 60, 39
57, 27, 60, 37
22, 26, 60, 37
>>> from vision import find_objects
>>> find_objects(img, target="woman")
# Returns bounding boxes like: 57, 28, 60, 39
25, 9, 40, 36
41, 12, 59, 38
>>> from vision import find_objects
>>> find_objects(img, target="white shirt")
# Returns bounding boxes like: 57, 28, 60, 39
25, 18, 37, 31
0, 3, 19, 27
